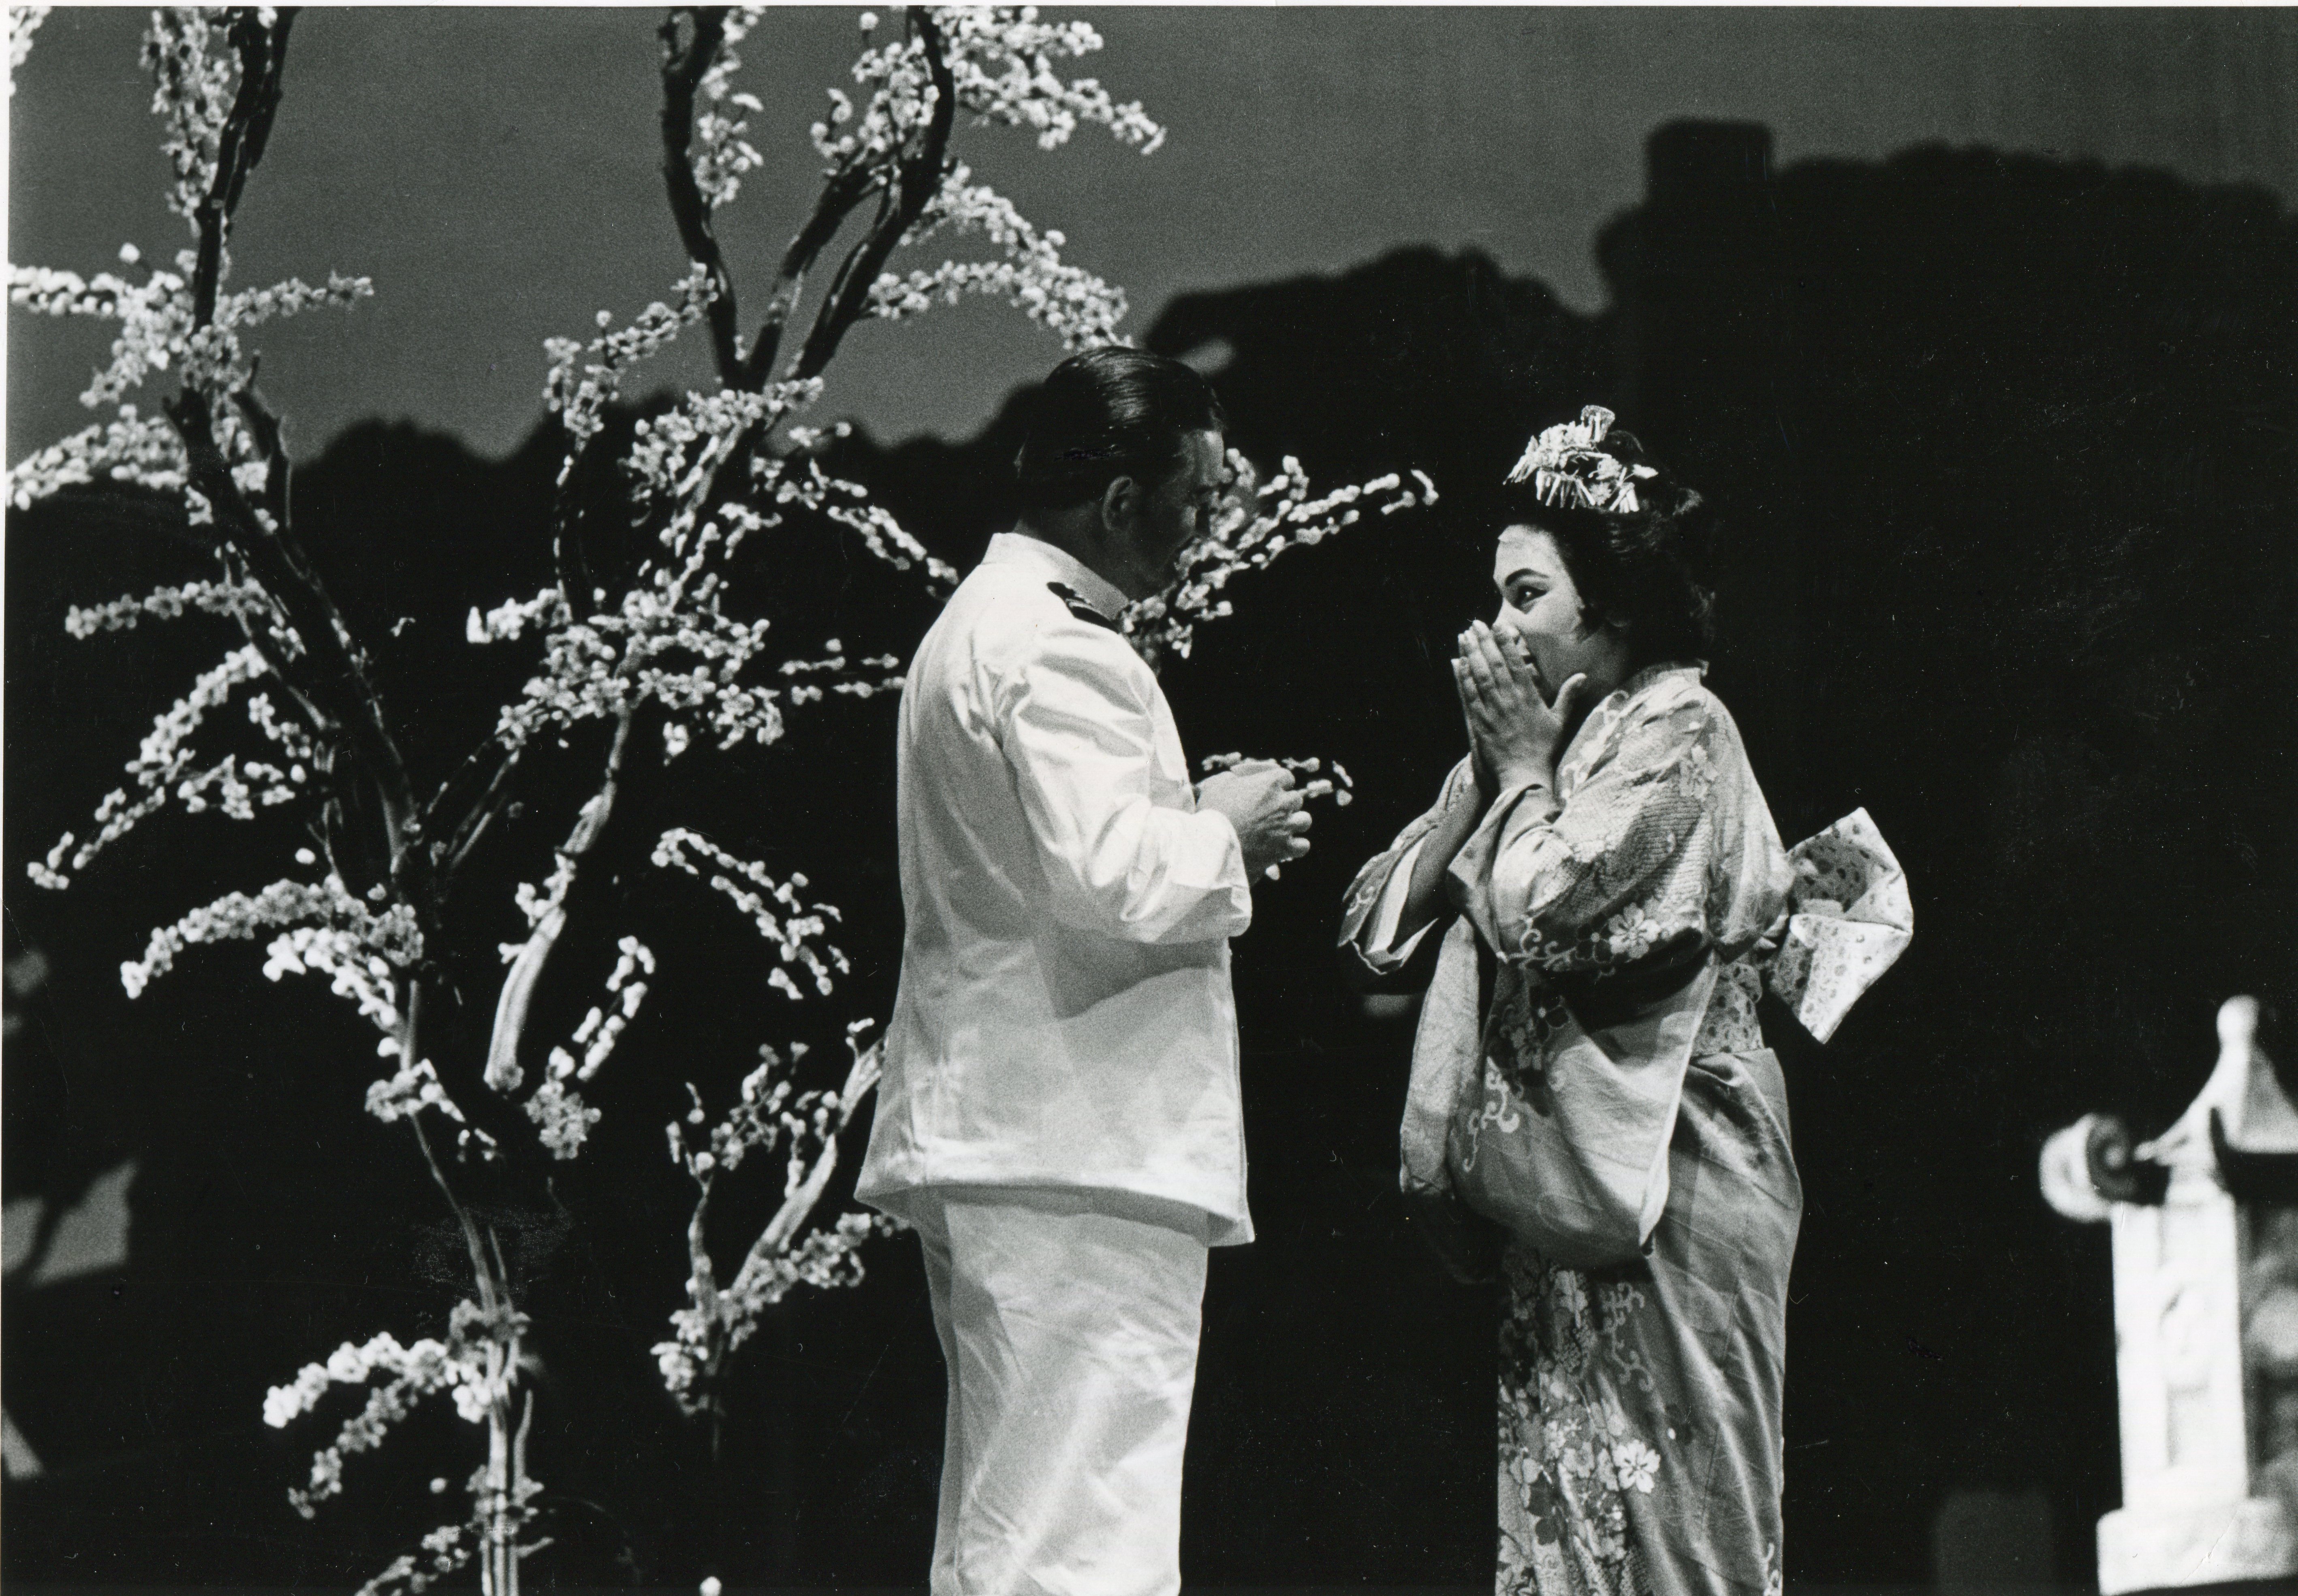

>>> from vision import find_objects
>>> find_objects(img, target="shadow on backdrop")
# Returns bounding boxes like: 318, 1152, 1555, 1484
5, 122, 2293, 1590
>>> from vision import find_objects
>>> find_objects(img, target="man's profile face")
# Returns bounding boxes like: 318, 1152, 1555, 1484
1132, 429, 1227, 583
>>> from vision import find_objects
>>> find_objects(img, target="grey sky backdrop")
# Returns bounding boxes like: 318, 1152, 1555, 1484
9, 6, 2295, 467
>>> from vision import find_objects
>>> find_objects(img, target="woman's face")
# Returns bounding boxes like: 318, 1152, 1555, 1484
1490, 524, 1632, 699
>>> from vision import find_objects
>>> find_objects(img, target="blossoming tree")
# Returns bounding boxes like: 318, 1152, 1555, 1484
9, 7, 1430, 1592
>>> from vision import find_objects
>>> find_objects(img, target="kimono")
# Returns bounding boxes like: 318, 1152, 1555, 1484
1342, 663, 1909, 1596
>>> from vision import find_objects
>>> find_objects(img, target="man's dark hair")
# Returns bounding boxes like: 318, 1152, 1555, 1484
1496, 427, 1721, 667
1014, 348, 1226, 517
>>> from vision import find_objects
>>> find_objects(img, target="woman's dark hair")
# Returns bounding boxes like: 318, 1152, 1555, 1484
1014, 348, 1226, 516
1497, 425, 1721, 667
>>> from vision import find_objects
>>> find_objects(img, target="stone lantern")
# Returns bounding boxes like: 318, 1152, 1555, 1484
2042, 997, 2298, 1593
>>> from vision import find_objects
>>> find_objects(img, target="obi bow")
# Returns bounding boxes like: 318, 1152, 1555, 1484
1761, 807, 1913, 1043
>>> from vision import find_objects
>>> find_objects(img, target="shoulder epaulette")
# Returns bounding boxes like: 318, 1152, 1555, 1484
1046, 580, 1123, 634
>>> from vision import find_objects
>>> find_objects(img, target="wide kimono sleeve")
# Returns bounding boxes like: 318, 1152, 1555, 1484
1337, 755, 1481, 988
1442, 684, 1743, 1268
996, 616, 1254, 946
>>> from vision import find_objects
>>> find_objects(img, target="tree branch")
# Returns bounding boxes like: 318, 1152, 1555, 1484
164, 9, 431, 920
430, 741, 523, 896
658, 8, 743, 389
742, 162, 876, 389
190, 8, 296, 326
214, 542, 330, 737
792, 10, 954, 381
411, 1106, 498, 1293
481, 710, 636, 1096
231, 373, 293, 531
168, 395, 424, 889
218, 9, 292, 216
730, 1045, 880, 1290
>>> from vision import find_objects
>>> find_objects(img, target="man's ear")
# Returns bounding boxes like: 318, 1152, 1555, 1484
1098, 473, 1139, 534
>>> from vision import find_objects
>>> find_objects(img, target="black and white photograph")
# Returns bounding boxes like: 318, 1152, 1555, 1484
4, 7, 2294, 1595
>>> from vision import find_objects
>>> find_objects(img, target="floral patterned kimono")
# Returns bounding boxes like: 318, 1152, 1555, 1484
1342, 663, 1909, 1596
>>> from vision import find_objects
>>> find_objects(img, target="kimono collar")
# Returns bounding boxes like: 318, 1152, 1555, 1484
1616, 659, 1706, 702
980, 531, 1132, 621
1557, 661, 1707, 792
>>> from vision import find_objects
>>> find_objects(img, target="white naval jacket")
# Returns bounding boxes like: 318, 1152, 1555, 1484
854, 533, 1257, 1246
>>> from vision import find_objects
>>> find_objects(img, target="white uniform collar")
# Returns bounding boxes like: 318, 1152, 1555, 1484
981, 532, 1132, 621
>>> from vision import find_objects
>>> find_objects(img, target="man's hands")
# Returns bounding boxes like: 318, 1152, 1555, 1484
1198, 759, 1312, 880
1454, 620, 1591, 794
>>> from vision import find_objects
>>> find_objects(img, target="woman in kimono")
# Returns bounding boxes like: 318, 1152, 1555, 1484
1341, 410, 1907, 1596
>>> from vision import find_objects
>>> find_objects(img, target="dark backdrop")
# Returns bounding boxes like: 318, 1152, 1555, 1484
6, 124, 2294, 1590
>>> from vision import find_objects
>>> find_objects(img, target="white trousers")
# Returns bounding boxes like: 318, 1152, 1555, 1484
910, 1188, 1211, 1596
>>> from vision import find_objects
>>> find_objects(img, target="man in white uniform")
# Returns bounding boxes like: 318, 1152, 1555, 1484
856, 348, 1309, 1596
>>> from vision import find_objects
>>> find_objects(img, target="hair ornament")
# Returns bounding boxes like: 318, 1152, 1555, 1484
1505, 404, 1659, 514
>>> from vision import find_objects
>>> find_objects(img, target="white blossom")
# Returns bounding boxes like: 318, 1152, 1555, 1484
486, 455, 933, 761
813, 6, 1163, 176
218, 270, 373, 331
1125, 451, 1437, 666
782, 460, 958, 588
653, 829, 847, 996
8, 261, 193, 410
780, 641, 904, 706
506, 934, 656, 1160
246, 690, 318, 765
29, 11, 1192, 1576
523, 1077, 600, 1159
9, 13, 369, 524
264, 1299, 526, 1519
117, 873, 418, 1016
541, 263, 718, 453
28, 645, 271, 888
936, 7, 1164, 153
8, 5, 51, 96
575, 936, 654, 1080
365, 1058, 465, 1127
513, 854, 577, 932
465, 588, 567, 646
654, 1208, 897, 1401
869, 166, 1128, 350
622, 379, 816, 506
7, 406, 188, 507
353, 1519, 473, 1596
653, 1024, 899, 1410
64, 577, 278, 637
142, 10, 238, 224
689, 7, 770, 210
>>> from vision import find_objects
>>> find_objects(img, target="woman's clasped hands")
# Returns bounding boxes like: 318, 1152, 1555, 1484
1453, 620, 1591, 795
